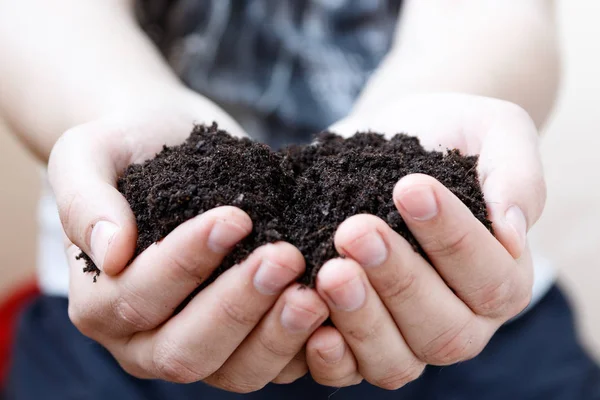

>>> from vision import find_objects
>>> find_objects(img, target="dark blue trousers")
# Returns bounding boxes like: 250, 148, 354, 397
6, 286, 600, 399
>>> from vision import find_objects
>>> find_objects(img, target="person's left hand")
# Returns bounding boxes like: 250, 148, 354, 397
304, 93, 546, 389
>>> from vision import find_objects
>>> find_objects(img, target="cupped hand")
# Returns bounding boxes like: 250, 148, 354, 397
48, 102, 328, 392
306, 93, 545, 389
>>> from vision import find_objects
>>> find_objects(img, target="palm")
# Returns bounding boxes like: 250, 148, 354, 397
332, 93, 544, 258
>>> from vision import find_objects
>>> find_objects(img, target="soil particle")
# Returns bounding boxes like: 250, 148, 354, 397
78, 123, 491, 291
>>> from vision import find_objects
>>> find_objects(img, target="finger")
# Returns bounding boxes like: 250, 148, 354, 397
316, 259, 425, 391
49, 112, 217, 276
331, 95, 545, 260
118, 242, 305, 383
394, 174, 532, 319
206, 285, 327, 392
113, 206, 252, 333
68, 206, 252, 338
271, 350, 309, 385
335, 214, 492, 365
477, 107, 545, 259
49, 123, 138, 275
306, 326, 363, 388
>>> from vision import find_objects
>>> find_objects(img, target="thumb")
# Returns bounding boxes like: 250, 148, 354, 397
48, 122, 137, 276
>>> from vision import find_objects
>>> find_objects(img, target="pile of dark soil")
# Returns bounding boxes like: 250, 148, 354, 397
79, 123, 491, 288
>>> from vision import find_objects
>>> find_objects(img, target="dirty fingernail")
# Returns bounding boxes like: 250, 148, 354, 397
327, 277, 366, 312
505, 205, 527, 255
396, 186, 438, 221
90, 221, 119, 271
208, 219, 249, 253
349, 231, 388, 268
281, 304, 322, 334
317, 342, 345, 364
254, 259, 298, 295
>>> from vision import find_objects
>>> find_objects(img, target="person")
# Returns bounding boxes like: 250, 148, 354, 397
1, 0, 597, 399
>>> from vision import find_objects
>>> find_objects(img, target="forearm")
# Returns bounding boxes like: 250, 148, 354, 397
0, 0, 198, 161
352, 0, 560, 128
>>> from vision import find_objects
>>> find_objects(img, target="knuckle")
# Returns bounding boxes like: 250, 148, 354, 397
345, 316, 384, 344
218, 298, 260, 329
258, 333, 297, 359
209, 371, 265, 394
68, 302, 98, 338
373, 362, 425, 390
112, 294, 154, 332
509, 288, 532, 319
467, 279, 514, 318
423, 230, 472, 260
153, 341, 207, 384
419, 321, 483, 365
163, 250, 203, 283
377, 268, 419, 303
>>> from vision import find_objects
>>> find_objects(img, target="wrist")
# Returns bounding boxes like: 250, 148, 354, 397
97, 84, 245, 137
173, 88, 247, 138
49, 85, 245, 163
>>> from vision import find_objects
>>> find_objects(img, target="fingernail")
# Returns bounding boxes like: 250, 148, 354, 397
327, 277, 366, 312
317, 343, 345, 364
348, 231, 388, 268
281, 304, 322, 334
90, 221, 119, 271
397, 186, 438, 221
254, 259, 298, 295
208, 219, 248, 253
505, 205, 527, 252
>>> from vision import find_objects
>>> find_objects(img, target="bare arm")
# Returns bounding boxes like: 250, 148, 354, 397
0, 0, 238, 161
352, 0, 560, 128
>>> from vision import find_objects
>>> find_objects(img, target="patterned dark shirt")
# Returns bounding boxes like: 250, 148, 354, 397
137, 0, 403, 148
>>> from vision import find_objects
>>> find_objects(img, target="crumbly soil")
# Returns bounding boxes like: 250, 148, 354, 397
78, 123, 491, 291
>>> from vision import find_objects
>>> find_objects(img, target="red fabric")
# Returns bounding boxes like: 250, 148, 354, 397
0, 281, 39, 386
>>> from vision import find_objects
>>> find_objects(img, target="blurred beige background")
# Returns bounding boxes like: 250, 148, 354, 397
529, 1, 600, 359
0, 120, 39, 301
0, 0, 599, 358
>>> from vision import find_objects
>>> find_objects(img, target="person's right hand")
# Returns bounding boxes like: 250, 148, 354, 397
48, 100, 328, 392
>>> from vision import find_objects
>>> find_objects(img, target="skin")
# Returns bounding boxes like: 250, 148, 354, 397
0, 0, 559, 393
308, 94, 545, 388
49, 110, 330, 390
